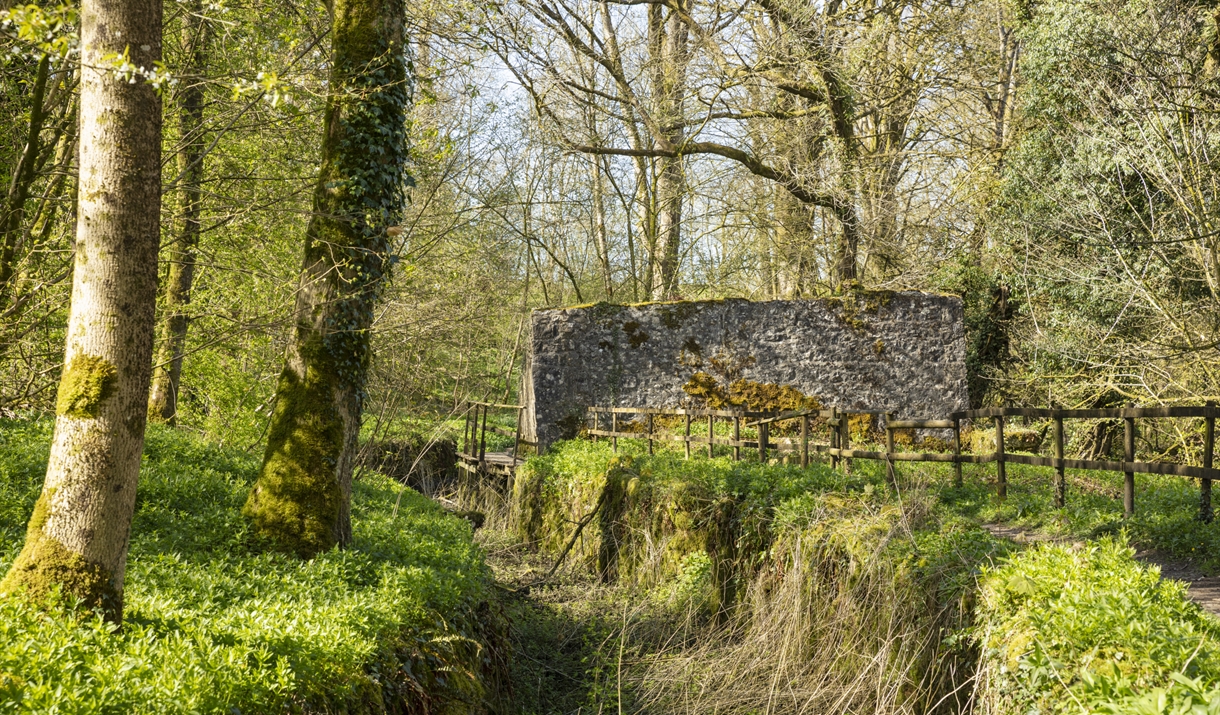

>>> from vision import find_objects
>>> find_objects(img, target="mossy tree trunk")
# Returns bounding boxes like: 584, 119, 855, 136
0, 0, 162, 621
148, 0, 208, 424
243, 0, 409, 557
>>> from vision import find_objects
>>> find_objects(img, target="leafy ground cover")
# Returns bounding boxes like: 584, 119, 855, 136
0, 419, 496, 714
932, 460, 1220, 573
975, 538, 1220, 713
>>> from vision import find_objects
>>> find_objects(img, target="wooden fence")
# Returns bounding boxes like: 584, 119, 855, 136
586, 404, 1220, 521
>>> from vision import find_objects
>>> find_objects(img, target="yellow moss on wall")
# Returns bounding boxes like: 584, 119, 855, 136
681, 373, 822, 413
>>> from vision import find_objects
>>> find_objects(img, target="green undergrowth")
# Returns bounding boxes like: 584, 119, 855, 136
975, 538, 1220, 713
932, 461, 1220, 573
513, 439, 863, 593
0, 418, 500, 714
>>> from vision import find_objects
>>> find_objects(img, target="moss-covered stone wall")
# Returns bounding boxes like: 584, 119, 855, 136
523, 293, 968, 450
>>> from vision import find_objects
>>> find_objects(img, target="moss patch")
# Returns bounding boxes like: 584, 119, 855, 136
0, 488, 119, 617
829, 289, 898, 332
55, 354, 118, 418
657, 302, 703, 330
622, 321, 649, 348
681, 373, 821, 414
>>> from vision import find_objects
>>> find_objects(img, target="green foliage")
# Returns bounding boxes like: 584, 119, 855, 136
0, 3, 78, 60
515, 439, 875, 606
992, 0, 1220, 405
975, 538, 1220, 713
508, 440, 1015, 712
0, 419, 491, 713
932, 259, 1016, 408
936, 461, 1220, 573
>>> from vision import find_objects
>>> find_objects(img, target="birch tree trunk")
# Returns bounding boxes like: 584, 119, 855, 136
243, 0, 408, 557
148, 0, 208, 423
0, 0, 162, 621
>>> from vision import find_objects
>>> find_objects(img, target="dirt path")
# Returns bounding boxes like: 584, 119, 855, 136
981, 523, 1220, 617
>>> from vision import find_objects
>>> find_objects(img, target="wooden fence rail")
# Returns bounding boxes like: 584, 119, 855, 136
585, 404, 1220, 521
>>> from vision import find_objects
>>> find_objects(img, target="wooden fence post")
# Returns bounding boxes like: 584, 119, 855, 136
830, 408, 839, 470
647, 413, 654, 456
591, 409, 599, 443
708, 414, 714, 458
462, 406, 470, 456
759, 422, 769, 463
801, 414, 809, 468
514, 407, 523, 458
479, 405, 488, 464
1054, 415, 1065, 508
611, 411, 618, 453
1203, 404, 1215, 523
1124, 406, 1135, 518
841, 413, 851, 475
684, 412, 692, 458
733, 416, 741, 462
885, 412, 896, 489
952, 416, 962, 488
995, 413, 1006, 500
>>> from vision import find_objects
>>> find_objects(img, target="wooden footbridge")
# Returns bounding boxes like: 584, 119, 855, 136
457, 401, 531, 477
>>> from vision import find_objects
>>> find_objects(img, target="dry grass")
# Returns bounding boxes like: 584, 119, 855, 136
612, 491, 979, 715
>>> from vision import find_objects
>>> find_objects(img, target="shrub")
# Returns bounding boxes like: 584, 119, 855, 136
0, 419, 496, 713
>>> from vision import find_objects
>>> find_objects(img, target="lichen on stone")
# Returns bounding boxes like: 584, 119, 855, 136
681, 372, 822, 414
55, 354, 118, 418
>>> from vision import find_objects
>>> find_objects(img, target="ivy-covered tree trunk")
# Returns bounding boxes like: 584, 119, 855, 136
148, 0, 208, 424
0, 0, 162, 620
243, 0, 409, 557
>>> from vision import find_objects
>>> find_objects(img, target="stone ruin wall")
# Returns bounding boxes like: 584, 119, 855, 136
522, 292, 969, 451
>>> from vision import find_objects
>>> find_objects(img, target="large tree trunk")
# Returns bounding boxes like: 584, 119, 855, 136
148, 0, 208, 424
243, 0, 408, 557
653, 156, 683, 299
0, 0, 162, 621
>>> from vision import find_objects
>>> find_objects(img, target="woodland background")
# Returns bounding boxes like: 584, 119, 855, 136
2, 0, 1217, 447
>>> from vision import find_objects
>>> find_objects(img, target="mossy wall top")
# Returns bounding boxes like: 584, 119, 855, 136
523, 294, 968, 450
